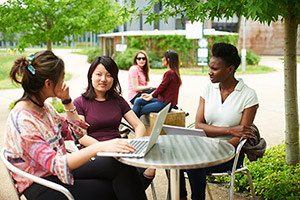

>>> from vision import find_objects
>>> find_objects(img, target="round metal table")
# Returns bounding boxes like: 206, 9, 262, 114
119, 135, 235, 200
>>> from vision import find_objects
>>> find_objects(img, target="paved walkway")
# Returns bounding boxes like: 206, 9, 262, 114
0, 49, 299, 199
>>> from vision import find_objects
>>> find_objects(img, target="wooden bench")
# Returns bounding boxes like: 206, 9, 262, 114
141, 110, 186, 136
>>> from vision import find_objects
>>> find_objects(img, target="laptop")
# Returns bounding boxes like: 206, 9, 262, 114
96, 103, 171, 158
162, 124, 206, 137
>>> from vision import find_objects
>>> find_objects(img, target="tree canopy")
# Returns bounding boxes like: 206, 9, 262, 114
138, 0, 300, 25
0, 0, 126, 51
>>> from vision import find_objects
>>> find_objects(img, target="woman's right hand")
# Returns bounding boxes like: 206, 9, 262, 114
99, 139, 136, 153
141, 93, 153, 101
228, 125, 254, 138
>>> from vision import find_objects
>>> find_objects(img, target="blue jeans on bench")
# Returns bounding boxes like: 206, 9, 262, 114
132, 97, 168, 118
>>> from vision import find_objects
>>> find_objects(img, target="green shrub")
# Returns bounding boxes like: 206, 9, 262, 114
147, 51, 162, 64
9, 100, 17, 110
9, 99, 65, 113
115, 48, 140, 70
87, 47, 102, 63
115, 48, 164, 70
125, 34, 239, 68
49, 100, 65, 113
246, 50, 261, 65
206, 34, 239, 58
208, 142, 300, 199
150, 60, 164, 69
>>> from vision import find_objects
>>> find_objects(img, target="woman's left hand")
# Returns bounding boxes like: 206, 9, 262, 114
57, 82, 70, 101
229, 125, 254, 138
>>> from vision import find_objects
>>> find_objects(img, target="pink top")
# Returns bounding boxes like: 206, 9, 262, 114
4, 103, 89, 193
128, 65, 147, 101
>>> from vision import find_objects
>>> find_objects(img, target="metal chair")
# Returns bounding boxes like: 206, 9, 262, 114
206, 138, 256, 200
169, 123, 255, 200
0, 147, 75, 200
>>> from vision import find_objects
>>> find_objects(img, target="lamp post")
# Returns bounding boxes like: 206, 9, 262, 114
241, 16, 246, 73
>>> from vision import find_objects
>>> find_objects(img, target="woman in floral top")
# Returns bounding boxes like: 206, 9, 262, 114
5, 51, 146, 200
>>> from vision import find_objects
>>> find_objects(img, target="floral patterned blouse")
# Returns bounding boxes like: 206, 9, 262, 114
4, 103, 89, 193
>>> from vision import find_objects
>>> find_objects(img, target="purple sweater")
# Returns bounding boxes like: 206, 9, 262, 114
152, 70, 180, 106
74, 96, 131, 142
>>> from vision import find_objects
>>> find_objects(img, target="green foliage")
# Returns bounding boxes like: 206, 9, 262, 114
205, 35, 239, 58
0, 50, 72, 89
150, 64, 275, 76
0, 50, 31, 89
9, 99, 65, 114
50, 100, 65, 113
246, 50, 261, 65
87, 48, 102, 63
8, 100, 17, 110
150, 60, 164, 69
115, 48, 140, 70
114, 47, 164, 70
0, 0, 125, 51
138, 0, 300, 26
124, 34, 238, 68
208, 142, 300, 199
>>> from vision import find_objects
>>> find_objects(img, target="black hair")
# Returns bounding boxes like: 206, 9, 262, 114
164, 50, 182, 85
212, 43, 241, 70
10, 50, 64, 105
82, 56, 122, 100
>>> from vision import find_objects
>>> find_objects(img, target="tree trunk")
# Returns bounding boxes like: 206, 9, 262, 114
46, 16, 52, 51
284, 14, 299, 165
46, 40, 52, 51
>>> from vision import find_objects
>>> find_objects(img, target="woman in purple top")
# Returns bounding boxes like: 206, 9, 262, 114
73, 56, 155, 190
132, 50, 182, 118
74, 56, 145, 142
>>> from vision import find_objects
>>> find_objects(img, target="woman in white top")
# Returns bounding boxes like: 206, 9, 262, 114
181, 43, 259, 200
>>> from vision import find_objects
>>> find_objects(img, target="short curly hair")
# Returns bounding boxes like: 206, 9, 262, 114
212, 43, 241, 71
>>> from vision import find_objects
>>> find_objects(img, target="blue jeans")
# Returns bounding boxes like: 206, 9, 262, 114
132, 97, 168, 118
185, 154, 245, 200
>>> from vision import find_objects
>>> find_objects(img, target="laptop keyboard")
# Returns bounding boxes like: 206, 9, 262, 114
129, 140, 148, 154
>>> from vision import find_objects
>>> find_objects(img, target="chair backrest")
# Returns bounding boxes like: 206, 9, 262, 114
0, 147, 75, 200
231, 138, 247, 172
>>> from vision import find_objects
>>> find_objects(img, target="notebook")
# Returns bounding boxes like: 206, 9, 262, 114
96, 103, 171, 158
162, 124, 206, 137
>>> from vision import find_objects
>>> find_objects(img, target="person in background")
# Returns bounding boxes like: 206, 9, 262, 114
182, 43, 259, 200
128, 50, 155, 104
73, 56, 155, 190
132, 50, 182, 118
5, 51, 146, 200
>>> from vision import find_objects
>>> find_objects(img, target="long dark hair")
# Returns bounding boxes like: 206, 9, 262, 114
164, 50, 182, 85
10, 50, 64, 105
82, 56, 122, 100
133, 50, 150, 82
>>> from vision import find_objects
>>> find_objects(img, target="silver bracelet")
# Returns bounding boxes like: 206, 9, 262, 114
65, 106, 76, 114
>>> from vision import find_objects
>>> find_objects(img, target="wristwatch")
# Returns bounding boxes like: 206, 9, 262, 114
62, 98, 72, 105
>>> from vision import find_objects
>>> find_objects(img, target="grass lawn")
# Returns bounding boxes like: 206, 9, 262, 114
0, 47, 276, 90
150, 64, 276, 76
279, 57, 300, 63
0, 50, 72, 90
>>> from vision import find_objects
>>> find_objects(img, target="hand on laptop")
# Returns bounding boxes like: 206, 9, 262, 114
100, 139, 136, 153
